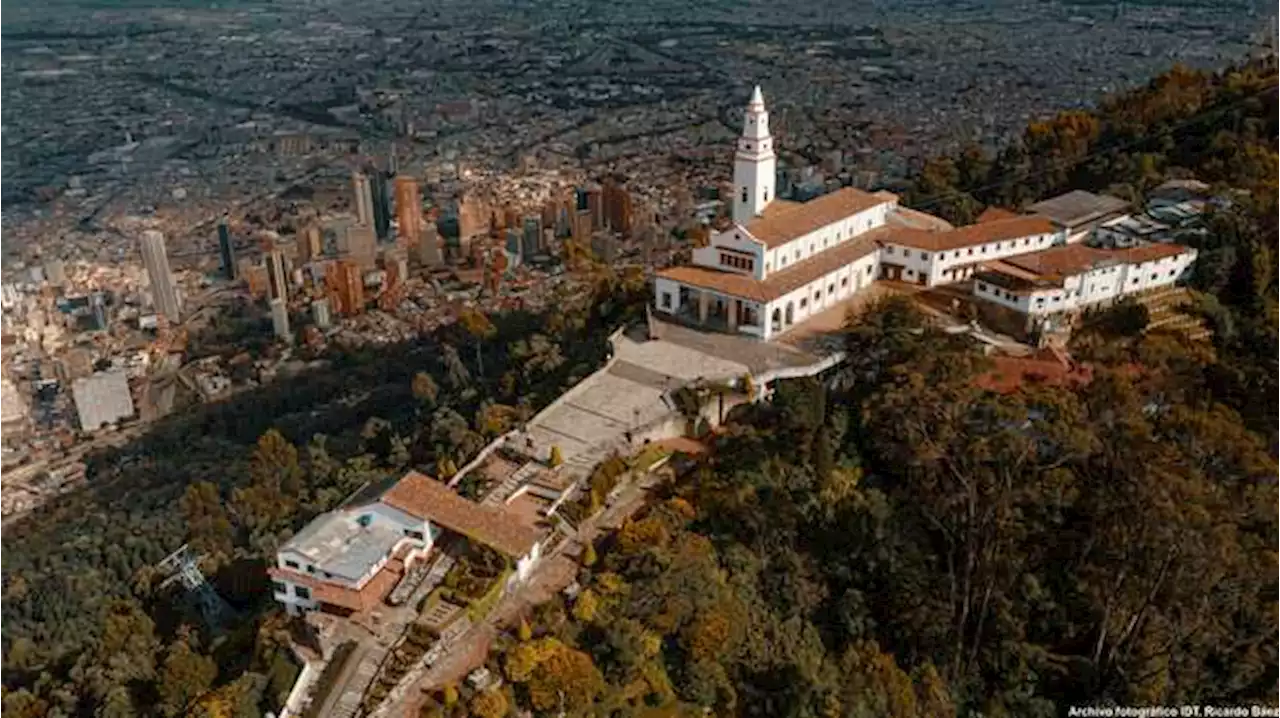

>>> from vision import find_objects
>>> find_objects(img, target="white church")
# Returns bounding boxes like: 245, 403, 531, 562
652, 87, 1198, 341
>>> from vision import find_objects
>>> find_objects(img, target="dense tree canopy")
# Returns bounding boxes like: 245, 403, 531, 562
0, 255, 646, 717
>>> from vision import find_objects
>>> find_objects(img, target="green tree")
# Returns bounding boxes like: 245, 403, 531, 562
157, 628, 218, 717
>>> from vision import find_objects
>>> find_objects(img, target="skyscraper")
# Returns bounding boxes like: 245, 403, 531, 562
394, 176, 423, 250
265, 249, 288, 302
299, 224, 323, 263
217, 221, 237, 280
371, 172, 391, 241
270, 298, 292, 343
140, 230, 181, 323
311, 298, 333, 329
352, 170, 375, 227
413, 215, 443, 269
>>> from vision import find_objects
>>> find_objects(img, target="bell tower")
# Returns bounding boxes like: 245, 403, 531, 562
732, 85, 777, 225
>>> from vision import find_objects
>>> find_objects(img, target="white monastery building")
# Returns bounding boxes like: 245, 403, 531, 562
652, 87, 1198, 341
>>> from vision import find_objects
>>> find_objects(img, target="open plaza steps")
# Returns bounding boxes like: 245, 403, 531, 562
1135, 286, 1212, 343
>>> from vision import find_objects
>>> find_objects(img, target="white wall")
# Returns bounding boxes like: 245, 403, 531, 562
761, 251, 879, 339
973, 249, 1197, 317
882, 229, 1063, 287
272, 503, 434, 613
654, 277, 684, 315
694, 228, 766, 279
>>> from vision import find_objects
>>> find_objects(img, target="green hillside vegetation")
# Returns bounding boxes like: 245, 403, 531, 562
0, 267, 647, 718
446, 296, 1275, 717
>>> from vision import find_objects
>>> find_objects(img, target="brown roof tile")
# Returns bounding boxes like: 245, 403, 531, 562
888, 216, 1057, 252
1001, 242, 1191, 280
744, 188, 893, 249
381, 472, 542, 558
657, 230, 883, 303
975, 206, 1020, 223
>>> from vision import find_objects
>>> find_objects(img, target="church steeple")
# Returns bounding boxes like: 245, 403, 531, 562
733, 85, 776, 225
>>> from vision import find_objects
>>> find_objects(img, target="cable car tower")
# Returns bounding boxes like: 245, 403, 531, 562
157, 544, 234, 629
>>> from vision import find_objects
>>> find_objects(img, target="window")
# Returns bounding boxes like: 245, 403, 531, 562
886, 246, 895, 255
306, 565, 316, 574
273, 581, 287, 594
980, 245, 987, 254
1167, 270, 1175, 277
1037, 297, 1045, 305
800, 298, 808, 308
764, 188, 769, 202
661, 292, 672, 309
865, 266, 873, 275
1150, 274, 1157, 281
995, 243, 1001, 250
794, 251, 800, 261
285, 560, 300, 570
766, 263, 771, 271
823, 238, 828, 248
903, 249, 912, 258
405, 529, 425, 540
921, 252, 930, 260
295, 586, 311, 599
841, 277, 849, 287
814, 291, 822, 301
828, 283, 835, 295
741, 187, 748, 203
809, 244, 814, 253
977, 282, 988, 292
967, 248, 974, 256
938, 252, 946, 260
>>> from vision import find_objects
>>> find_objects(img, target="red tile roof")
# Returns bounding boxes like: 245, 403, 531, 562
743, 188, 894, 249
975, 206, 1020, 223
656, 229, 883, 302
381, 472, 542, 558
999, 242, 1192, 280
888, 216, 1057, 252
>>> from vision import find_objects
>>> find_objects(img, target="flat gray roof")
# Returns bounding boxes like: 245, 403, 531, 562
1027, 190, 1130, 228
284, 509, 406, 583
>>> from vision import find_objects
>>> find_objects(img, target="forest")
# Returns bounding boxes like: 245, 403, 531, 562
2, 55, 1277, 717
432, 295, 1277, 717
0, 262, 648, 717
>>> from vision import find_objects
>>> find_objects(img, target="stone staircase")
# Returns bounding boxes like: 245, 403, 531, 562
330, 645, 386, 718
1137, 287, 1211, 342
481, 461, 543, 507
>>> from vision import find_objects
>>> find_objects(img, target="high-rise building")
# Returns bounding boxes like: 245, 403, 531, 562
371, 172, 391, 241
522, 217, 542, 260
265, 249, 289, 302
270, 298, 292, 343
413, 216, 443, 268
394, 176, 423, 250
299, 224, 323, 263
217, 221, 237, 280
340, 224, 378, 270
89, 292, 108, 331
325, 260, 365, 316
586, 185, 604, 230
603, 180, 634, 236
352, 170, 375, 226
311, 298, 333, 329
139, 230, 181, 323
